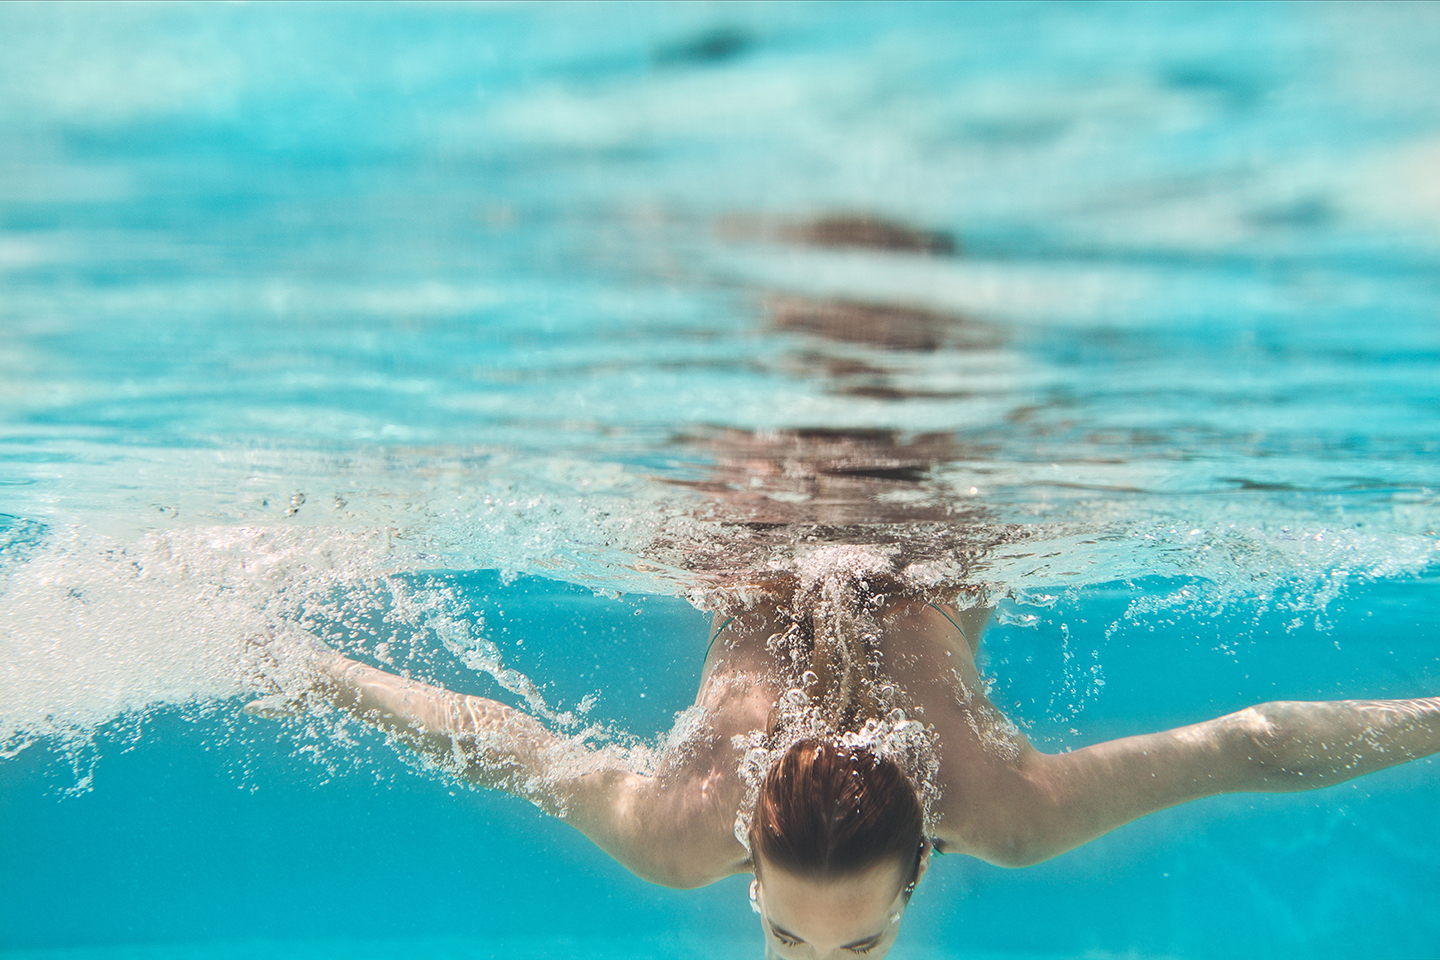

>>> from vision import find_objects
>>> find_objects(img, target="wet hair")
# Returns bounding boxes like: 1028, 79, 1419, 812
750, 738, 925, 889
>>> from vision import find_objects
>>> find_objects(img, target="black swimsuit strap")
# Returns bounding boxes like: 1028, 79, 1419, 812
926, 604, 966, 856
703, 615, 735, 664
928, 603, 969, 647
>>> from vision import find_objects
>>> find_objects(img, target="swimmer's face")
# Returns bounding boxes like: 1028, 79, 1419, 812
751, 852, 927, 959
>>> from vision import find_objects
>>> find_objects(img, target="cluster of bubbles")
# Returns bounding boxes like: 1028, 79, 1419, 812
728, 544, 948, 850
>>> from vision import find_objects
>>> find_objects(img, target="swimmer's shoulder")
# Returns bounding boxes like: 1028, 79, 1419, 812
699, 600, 790, 687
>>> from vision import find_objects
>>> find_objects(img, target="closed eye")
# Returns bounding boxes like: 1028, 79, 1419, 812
769, 924, 882, 954
769, 925, 804, 948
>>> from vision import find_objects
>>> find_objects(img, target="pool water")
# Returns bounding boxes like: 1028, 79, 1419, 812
2, 3, 1438, 958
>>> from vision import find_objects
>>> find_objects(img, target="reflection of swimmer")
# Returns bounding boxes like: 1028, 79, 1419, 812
248, 575, 1440, 960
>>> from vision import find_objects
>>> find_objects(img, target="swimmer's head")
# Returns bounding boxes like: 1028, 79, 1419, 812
749, 739, 929, 958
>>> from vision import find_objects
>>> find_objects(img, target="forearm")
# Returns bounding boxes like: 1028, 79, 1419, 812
1230, 697, 1440, 790
316, 655, 559, 798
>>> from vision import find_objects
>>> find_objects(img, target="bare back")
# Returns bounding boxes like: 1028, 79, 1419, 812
670, 597, 1041, 881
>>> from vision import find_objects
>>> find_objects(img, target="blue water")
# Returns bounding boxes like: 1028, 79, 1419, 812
2, 2, 1439, 958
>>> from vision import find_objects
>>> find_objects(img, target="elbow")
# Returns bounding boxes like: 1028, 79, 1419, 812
626, 856, 726, 890
1230, 705, 1282, 752
985, 849, 1047, 869
1227, 703, 1308, 788
655, 869, 721, 890
977, 827, 1062, 868
983, 847, 1056, 869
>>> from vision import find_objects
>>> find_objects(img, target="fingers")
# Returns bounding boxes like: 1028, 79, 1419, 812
238, 626, 342, 712
242, 694, 303, 720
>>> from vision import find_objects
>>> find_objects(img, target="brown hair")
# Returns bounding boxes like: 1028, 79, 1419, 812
750, 738, 924, 886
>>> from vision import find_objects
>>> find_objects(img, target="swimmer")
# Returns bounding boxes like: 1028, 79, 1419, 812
247, 577, 1440, 960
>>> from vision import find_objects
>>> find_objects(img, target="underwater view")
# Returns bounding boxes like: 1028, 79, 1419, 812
2, 2, 1439, 958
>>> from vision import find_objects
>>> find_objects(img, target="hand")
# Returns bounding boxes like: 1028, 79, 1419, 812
242, 693, 303, 719
239, 627, 346, 720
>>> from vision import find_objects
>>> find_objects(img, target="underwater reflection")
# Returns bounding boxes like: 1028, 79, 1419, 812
650, 426, 1020, 599
719, 212, 958, 256
767, 295, 1002, 356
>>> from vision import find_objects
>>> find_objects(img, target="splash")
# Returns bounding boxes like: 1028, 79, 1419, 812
0, 522, 409, 760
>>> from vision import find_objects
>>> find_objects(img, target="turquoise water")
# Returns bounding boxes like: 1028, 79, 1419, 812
2, 2, 1439, 957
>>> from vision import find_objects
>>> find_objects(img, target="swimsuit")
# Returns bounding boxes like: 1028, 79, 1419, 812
927, 604, 970, 648
703, 616, 735, 664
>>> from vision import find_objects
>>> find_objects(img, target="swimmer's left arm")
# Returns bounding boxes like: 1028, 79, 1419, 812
991, 697, 1440, 866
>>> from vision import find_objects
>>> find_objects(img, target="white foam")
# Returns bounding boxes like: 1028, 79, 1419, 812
0, 523, 396, 754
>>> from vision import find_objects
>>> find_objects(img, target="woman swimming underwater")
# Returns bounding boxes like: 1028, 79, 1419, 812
247, 561, 1440, 960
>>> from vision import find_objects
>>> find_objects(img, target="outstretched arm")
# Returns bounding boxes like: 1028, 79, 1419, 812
993, 697, 1440, 866
251, 650, 745, 888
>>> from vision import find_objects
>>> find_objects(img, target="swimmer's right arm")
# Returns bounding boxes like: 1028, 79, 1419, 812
305, 653, 561, 796
278, 652, 747, 888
